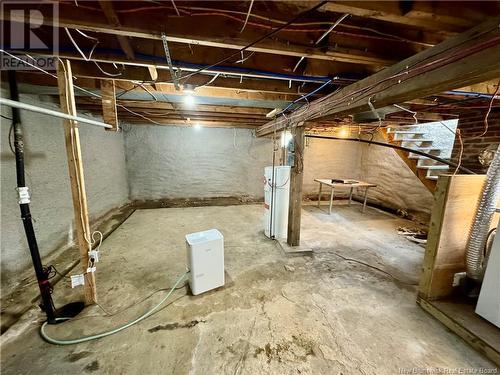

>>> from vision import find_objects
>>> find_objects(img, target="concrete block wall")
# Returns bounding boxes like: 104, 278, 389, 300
1, 93, 129, 290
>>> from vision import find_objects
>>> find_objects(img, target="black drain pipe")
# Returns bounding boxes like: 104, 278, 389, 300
305, 134, 475, 175
8, 71, 56, 323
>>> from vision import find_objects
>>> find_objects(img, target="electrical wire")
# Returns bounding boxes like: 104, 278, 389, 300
393, 104, 418, 124
64, 27, 121, 77
40, 271, 189, 345
277, 78, 333, 117
55, 0, 434, 47
328, 251, 417, 286
305, 134, 475, 174
263, 28, 500, 132
234, 51, 255, 64
472, 79, 500, 139
1, 50, 163, 126
64, 28, 99, 61
180, 1, 328, 85
71, 3, 433, 46
170, 0, 180, 16
453, 128, 464, 175
437, 80, 500, 174
195, 73, 220, 90
240, 0, 254, 33
93, 61, 122, 77
292, 13, 349, 74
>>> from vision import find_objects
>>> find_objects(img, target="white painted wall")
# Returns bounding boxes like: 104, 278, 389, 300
303, 137, 362, 196
358, 133, 434, 215
0, 93, 129, 289
124, 125, 432, 218
124, 125, 273, 200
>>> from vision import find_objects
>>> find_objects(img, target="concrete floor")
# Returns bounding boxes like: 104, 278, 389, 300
1, 203, 495, 374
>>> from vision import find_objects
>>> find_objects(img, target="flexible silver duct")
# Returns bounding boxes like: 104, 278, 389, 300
465, 144, 500, 281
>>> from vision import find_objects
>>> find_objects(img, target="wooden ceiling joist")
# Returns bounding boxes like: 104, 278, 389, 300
98, 1, 135, 60
256, 17, 500, 136
322, 1, 487, 33
3, 12, 393, 67
119, 118, 261, 129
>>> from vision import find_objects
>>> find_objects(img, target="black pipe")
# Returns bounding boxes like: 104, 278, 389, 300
8, 71, 56, 323
305, 134, 475, 175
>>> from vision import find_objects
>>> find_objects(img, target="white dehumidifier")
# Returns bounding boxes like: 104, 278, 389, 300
185, 229, 225, 295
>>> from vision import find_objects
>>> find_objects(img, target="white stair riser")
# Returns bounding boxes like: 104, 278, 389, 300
387, 131, 426, 135
417, 165, 450, 170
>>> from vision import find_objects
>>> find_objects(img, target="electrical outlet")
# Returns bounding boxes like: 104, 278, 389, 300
89, 250, 99, 262
70, 274, 85, 288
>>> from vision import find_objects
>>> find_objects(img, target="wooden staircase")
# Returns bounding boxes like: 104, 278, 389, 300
380, 125, 453, 192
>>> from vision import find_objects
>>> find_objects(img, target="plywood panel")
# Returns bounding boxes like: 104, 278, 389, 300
419, 174, 499, 300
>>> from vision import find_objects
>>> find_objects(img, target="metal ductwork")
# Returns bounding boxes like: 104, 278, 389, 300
465, 144, 500, 281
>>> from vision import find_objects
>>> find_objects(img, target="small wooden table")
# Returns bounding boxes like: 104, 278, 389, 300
314, 179, 377, 214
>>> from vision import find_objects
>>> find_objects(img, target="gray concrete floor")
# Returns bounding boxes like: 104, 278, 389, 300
1, 203, 495, 374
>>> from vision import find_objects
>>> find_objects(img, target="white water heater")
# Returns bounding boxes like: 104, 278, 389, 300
185, 229, 224, 296
264, 166, 291, 238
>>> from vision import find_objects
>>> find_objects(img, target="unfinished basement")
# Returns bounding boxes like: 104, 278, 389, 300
1, 1, 500, 374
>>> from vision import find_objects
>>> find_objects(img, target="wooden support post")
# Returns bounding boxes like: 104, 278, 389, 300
287, 126, 305, 246
100, 79, 119, 131
57, 60, 97, 304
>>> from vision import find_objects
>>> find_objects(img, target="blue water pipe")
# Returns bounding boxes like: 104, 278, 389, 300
57, 47, 357, 84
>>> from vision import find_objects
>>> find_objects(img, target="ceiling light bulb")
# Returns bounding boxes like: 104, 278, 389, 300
338, 127, 349, 138
194, 123, 202, 130
184, 94, 195, 107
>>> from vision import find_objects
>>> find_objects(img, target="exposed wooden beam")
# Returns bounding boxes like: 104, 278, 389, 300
100, 80, 118, 131
12, 71, 299, 103
78, 104, 267, 122
57, 60, 97, 305
99, 99, 270, 115
456, 79, 500, 95
151, 82, 297, 102
119, 118, 260, 129
287, 126, 305, 246
322, 1, 476, 33
98, 1, 135, 60
4, 12, 394, 66
256, 17, 500, 137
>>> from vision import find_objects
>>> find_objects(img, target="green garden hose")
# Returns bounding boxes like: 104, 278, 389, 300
40, 271, 189, 345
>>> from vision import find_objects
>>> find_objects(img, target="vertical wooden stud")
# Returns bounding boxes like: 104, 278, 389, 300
57, 60, 97, 304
